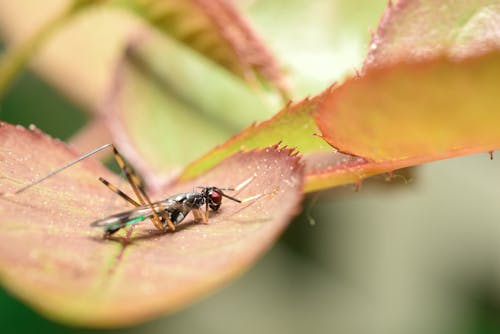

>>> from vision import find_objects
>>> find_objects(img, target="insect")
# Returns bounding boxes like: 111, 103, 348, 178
91, 186, 243, 237
9, 143, 258, 238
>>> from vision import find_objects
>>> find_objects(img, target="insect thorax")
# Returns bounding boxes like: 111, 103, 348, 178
161, 192, 206, 226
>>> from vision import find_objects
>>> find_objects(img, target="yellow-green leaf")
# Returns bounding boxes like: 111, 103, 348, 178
107, 37, 275, 183
178, 89, 366, 192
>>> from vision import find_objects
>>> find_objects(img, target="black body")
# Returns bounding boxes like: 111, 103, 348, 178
91, 186, 239, 236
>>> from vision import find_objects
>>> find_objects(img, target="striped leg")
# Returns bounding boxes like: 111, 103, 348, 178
98, 177, 140, 207
111, 146, 175, 231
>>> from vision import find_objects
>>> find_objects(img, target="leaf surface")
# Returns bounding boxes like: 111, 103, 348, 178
106, 37, 276, 185
0, 122, 303, 326
309, 0, 500, 186
112, 0, 288, 95
179, 90, 366, 192
105, 0, 388, 191
315, 52, 500, 172
183, 0, 500, 191
0, 0, 286, 108
364, 0, 500, 69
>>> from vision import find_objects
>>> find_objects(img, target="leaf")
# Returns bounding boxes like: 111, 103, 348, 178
315, 51, 500, 174
0, 0, 286, 111
0, 121, 303, 326
111, 0, 288, 96
106, 37, 276, 185
178, 89, 366, 192
306, 0, 500, 188
105, 0, 388, 190
183, 0, 500, 192
364, 0, 500, 69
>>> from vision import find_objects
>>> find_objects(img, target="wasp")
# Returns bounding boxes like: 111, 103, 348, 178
91, 185, 244, 237
10, 143, 258, 238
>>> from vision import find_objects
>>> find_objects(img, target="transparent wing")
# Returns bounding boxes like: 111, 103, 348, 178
90, 206, 154, 231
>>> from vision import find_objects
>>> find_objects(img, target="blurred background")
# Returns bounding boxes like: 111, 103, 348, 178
1, 1, 500, 333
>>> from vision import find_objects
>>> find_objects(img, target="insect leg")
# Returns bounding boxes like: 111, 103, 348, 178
192, 208, 209, 224
98, 177, 140, 207
111, 146, 174, 231
157, 202, 176, 231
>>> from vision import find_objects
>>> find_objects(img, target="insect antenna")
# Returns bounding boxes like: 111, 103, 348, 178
219, 175, 257, 202
195, 186, 241, 203
219, 191, 241, 203
12, 143, 113, 195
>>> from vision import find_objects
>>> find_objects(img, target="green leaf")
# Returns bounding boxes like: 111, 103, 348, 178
0, 121, 303, 326
107, 37, 276, 183
178, 89, 364, 192
180, 0, 500, 192
103, 0, 388, 189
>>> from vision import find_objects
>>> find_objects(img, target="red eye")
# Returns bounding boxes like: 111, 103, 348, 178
210, 191, 222, 204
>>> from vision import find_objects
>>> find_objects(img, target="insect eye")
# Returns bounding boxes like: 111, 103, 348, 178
210, 190, 222, 204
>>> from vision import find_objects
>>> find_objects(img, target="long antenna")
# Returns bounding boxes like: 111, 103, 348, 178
14, 143, 113, 195
220, 192, 241, 203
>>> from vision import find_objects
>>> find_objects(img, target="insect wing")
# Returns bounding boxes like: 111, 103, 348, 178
90, 206, 153, 231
